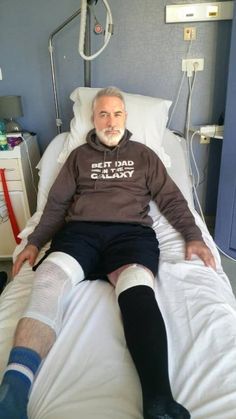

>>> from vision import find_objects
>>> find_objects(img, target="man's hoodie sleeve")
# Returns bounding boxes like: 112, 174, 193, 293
146, 149, 203, 242
27, 151, 78, 249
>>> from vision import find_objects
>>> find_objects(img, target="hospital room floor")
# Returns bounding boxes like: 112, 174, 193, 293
0, 252, 236, 296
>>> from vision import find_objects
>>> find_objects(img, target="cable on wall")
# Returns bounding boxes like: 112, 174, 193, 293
167, 39, 193, 129
183, 63, 207, 223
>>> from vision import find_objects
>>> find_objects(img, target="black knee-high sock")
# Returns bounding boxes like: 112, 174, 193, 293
118, 285, 173, 403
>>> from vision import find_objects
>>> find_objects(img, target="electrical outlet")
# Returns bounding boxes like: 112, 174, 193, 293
200, 135, 211, 144
182, 58, 204, 76
200, 124, 224, 138
184, 27, 196, 40
0, 68, 2, 80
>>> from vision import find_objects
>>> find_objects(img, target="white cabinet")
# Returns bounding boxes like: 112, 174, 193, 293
0, 134, 40, 259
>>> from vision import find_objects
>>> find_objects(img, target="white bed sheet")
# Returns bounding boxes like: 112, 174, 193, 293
0, 129, 236, 419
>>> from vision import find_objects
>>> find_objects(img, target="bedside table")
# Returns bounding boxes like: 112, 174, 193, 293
0, 133, 40, 259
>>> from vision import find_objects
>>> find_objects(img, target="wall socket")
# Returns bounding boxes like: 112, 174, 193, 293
184, 27, 196, 40
200, 135, 211, 144
182, 58, 204, 76
191, 125, 224, 144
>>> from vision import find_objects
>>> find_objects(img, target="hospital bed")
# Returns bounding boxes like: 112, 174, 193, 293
0, 88, 236, 419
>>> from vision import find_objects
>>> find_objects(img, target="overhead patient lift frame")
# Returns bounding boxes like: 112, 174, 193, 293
48, 7, 90, 135
48, 0, 113, 135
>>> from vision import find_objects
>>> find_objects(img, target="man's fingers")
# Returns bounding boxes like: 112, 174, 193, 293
185, 247, 192, 261
12, 245, 39, 277
185, 240, 216, 271
12, 258, 24, 277
201, 252, 216, 270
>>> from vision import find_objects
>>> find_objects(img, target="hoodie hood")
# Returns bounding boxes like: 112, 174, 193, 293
86, 128, 132, 153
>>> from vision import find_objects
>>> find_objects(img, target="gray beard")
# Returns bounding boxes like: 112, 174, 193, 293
96, 128, 125, 147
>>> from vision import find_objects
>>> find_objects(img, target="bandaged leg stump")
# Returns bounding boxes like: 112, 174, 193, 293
0, 252, 84, 419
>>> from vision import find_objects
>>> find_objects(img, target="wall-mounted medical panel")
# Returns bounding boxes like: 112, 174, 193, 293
165, 2, 234, 23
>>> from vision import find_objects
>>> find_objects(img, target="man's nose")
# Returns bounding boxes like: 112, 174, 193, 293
107, 114, 116, 127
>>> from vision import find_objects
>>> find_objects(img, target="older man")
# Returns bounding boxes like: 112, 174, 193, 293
0, 87, 215, 419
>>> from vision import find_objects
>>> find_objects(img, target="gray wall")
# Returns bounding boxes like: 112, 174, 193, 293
0, 0, 232, 210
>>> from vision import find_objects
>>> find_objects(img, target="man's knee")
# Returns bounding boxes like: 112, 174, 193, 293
115, 264, 154, 298
43, 252, 84, 286
23, 252, 84, 334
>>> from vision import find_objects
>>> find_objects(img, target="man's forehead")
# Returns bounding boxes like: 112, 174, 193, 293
95, 96, 125, 112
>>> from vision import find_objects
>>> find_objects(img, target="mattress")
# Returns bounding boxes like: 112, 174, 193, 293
0, 129, 236, 419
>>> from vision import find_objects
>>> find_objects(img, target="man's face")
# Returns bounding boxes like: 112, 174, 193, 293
93, 96, 127, 147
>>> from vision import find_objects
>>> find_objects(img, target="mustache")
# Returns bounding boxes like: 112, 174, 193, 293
103, 128, 122, 133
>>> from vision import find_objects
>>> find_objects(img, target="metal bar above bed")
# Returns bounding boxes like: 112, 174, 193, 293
48, 7, 91, 135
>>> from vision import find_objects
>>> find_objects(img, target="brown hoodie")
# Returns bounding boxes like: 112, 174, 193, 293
28, 129, 202, 249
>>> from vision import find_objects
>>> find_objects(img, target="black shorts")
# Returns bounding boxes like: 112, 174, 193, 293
35, 221, 160, 279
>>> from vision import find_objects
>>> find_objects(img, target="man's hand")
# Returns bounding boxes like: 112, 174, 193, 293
185, 240, 216, 271
12, 244, 39, 277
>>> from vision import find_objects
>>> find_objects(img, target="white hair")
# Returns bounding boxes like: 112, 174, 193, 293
92, 87, 126, 113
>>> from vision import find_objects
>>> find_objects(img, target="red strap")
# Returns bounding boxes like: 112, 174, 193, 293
0, 168, 21, 244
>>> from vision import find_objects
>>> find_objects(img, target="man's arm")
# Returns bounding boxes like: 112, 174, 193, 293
147, 151, 216, 269
13, 151, 78, 276
27, 151, 78, 250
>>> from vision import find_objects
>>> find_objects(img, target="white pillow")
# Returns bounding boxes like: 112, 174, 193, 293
58, 87, 172, 166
